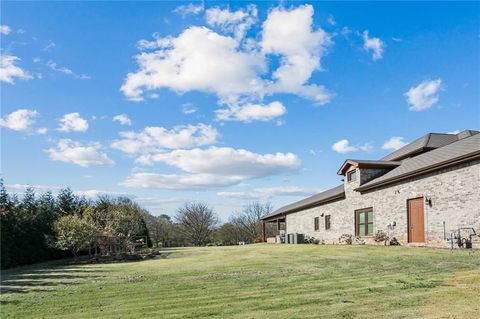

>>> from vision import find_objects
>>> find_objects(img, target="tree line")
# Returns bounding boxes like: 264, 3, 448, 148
0, 181, 275, 269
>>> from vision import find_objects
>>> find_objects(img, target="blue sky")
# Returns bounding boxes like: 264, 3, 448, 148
1, 1, 479, 220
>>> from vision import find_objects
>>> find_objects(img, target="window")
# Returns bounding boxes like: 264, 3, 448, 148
355, 208, 374, 236
314, 217, 320, 231
347, 170, 357, 182
325, 215, 331, 230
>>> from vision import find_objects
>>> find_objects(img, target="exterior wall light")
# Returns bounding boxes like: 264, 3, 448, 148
425, 197, 432, 207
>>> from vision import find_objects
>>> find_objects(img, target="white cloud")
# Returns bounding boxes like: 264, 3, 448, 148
112, 114, 132, 126
43, 40, 56, 51
122, 147, 300, 190
122, 4, 334, 117
262, 5, 333, 104
327, 15, 336, 26
121, 26, 265, 102
58, 112, 89, 132
362, 30, 385, 61
111, 123, 218, 154
0, 55, 32, 84
121, 172, 244, 190
47, 139, 114, 167
173, 2, 204, 16
215, 101, 286, 122
218, 186, 321, 200
0, 25, 12, 35
182, 103, 197, 115
36, 127, 48, 134
136, 146, 300, 175
382, 137, 408, 151
332, 139, 356, 154
205, 4, 258, 40
47, 60, 90, 80
6, 183, 126, 199
405, 79, 442, 111
447, 130, 461, 135
331, 139, 372, 154
0, 109, 38, 131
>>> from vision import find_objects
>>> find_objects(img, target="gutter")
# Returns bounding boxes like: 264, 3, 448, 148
356, 150, 480, 193
261, 192, 346, 222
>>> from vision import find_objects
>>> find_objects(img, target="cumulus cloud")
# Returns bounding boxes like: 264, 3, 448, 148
58, 112, 89, 132
0, 25, 12, 35
112, 114, 132, 126
218, 186, 321, 200
215, 101, 286, 122
121, 172, 244, 190
47, 60, 91, 80
332, 139, 371, 154
47, 139, 114, 167
382, 137, 408, 151
122, 26, 265, 102
111, 123, 218, 154
173, 2, 204, 16
362, 30, 385, 61
122, 147, 301, 189
0, 109, 38, 131
122, 4, 333, 118
205, 4, 258, 40
262, 5, 332, 104
404, 79, 442, 111
0, 55, 32, 84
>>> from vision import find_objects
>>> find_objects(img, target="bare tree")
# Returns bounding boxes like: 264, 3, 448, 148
230, 202, 273, 243
175, 202, 218, 246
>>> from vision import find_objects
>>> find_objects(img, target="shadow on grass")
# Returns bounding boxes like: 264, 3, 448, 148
1, 262, 106, 295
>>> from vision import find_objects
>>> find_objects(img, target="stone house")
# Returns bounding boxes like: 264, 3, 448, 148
261, 130, 480, 247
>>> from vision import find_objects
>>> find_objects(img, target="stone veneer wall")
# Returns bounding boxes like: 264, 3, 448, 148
285, 160, 480, 247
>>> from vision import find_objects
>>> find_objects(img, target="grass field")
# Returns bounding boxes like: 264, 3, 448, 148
1, 245, 479, 319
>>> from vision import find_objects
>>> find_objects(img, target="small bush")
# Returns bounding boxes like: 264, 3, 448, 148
339, 234, 353, 245
389, 237, 400, 246
374, 230, 389, 244
313, 239, 320, 245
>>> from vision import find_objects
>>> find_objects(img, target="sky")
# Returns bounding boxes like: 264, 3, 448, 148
1, 1, 479, 221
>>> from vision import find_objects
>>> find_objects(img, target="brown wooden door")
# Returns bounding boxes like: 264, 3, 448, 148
408, 198, 425, 243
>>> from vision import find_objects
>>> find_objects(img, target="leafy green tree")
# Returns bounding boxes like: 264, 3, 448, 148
54, 215, 96, 258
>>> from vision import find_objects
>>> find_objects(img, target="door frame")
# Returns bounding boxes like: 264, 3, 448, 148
407, 197, 425, 243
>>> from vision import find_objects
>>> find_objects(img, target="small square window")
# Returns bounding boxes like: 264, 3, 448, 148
347, 170, 357, 182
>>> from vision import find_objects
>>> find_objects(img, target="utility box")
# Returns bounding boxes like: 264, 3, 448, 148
293, 233, 305, 244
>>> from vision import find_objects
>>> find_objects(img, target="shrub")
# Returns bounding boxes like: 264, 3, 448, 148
374, 230, 389, 244
339, 234, 353, 245
313, 239, 320, 245
389, 237, 400, 246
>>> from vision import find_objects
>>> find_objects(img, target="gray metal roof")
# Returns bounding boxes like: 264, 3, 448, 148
263, 130, 479, 220
262, 185, 345, 221
337, 159, 402, 175
358, 132, 480, 191
381, 133, 460, 161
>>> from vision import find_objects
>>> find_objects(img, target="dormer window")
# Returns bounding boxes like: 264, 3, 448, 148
347, 170, 357, 182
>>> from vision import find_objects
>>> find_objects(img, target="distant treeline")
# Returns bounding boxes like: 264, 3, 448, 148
0, 180, 275, 269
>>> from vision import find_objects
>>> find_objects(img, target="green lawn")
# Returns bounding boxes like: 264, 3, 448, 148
1, 245, 479, 318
